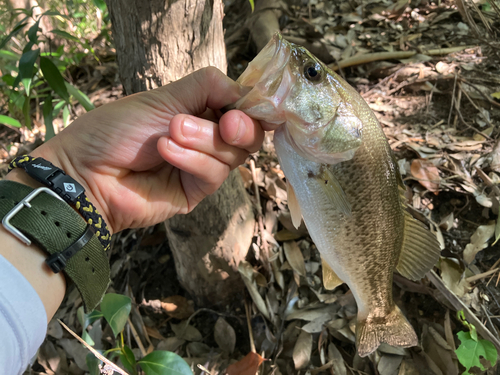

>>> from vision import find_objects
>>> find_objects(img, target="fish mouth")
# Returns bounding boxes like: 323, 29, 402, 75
231, 33, 294, 130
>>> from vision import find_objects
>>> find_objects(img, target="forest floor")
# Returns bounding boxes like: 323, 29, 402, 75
3, 0, 500, 374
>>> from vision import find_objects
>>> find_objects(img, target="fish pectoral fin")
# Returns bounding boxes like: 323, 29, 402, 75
286, 180, 303, 229
321, 257, 344, 290
396, 212, 441, 281
314, 168, 352, 217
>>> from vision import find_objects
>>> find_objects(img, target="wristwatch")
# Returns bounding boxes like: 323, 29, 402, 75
1, 157, 112, 312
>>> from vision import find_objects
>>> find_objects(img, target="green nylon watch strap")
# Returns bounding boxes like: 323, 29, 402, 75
0, 180, 110, 312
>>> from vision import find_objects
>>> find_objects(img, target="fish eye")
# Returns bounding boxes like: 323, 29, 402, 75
304, 62, 322, 83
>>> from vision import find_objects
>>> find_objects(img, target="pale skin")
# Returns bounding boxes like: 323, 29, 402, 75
1, 67, 265, 322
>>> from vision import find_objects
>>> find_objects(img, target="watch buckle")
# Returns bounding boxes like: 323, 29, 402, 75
2, 187, 65, 245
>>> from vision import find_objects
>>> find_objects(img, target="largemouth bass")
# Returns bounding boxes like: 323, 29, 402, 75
233, 34, 441, 357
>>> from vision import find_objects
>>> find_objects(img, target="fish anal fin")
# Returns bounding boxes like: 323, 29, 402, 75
314, 167, 352, 217
321, 258, 344, 290
396, 212, 441, 281
286, 180, 303, 229
356, 305, 417, 357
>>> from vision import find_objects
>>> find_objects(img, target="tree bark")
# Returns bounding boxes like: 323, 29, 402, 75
106, 0, 255, 307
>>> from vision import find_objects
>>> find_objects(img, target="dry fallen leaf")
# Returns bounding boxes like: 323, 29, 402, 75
421, 325, 458, 375
238, 261, 271, 320
411, 159, 440, 193
214, 317, 236, 354
328, 342, 347, 375
293, 330, 312, 370
160, 295, 194, 320
463, 222, 495, 264
440, 258, 471, 298
377, 354, 403, 375
283, 241, 306, 276
171, 321, 202, 342
225, 352, 265, 375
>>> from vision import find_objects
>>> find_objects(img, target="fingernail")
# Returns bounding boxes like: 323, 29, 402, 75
233, 117, 245, 144
182, 117, 199, 137
166, 139, 184, 153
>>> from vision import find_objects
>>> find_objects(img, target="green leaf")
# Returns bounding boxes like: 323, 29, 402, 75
22, 94, 31, 130
40, 57, 70, 102
92, 0, 108, 13
27, 20, 39, 42
65, 82, 95, 111
76, 306, 104, 346
138, 351, 193, 375
0, 21, 28, 50
248, 0, 255, 12
50, 29, 80, 42
42, 10, 69, 19
86, 352, 101, 375
1, 74, 16, 86
62, 104, 70, 127
457, 310, 477, 341
52, 99, 66, 118
100, 293, 131, 338
456, 331, 498, 374
0, 50, 20, 61
119, 345, 137, 375
0, 114, 21, 128
18, 48, 39, 93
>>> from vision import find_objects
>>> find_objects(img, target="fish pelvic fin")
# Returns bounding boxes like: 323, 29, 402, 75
356, 305, 417, 357
321, 257, 344, 290
286, 180, 303, 229
396, 211, 441, 281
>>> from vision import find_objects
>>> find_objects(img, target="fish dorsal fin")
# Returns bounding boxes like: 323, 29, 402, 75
286, 180, 302, 229
314, 167, 352, 217
322, 258, 344, 290
396, 212, 441, 280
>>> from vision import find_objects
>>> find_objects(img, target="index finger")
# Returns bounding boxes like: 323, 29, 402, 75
155, 67, 247, 116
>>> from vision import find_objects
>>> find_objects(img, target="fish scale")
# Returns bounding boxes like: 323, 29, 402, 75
234, 33, 441, 357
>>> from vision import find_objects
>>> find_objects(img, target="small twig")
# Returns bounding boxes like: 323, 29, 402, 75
197, 364, 214, 375
127, 317, 146, 357
465, 268, 499, 283
58, 319, 129, 375
460, 79, 500, 109
245, 299, 256, 353
448, 73, 458, 126
426, 271, 500, 352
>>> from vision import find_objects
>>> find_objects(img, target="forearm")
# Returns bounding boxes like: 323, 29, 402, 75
2, 169, 66, 323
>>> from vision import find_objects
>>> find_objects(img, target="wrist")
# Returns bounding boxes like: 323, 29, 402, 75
7, 144, 113, 236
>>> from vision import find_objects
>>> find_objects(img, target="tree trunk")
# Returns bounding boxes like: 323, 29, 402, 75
106, 0, 255, 307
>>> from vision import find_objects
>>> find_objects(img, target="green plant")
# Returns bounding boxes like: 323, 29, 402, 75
78, 293, 193, 375
455, 310, 498, 374
0, 2, 108, 139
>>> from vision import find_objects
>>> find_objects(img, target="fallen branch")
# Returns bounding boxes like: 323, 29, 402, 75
426, 270, 500, 353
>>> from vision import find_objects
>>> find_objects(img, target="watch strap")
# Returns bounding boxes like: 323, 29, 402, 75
9, 155, 111, 251
0, 180, 110, 312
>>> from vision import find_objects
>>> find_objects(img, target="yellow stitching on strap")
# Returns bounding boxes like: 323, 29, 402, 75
83, 205, 94, 213
88, 218, 93, 225
94, 217, 102, 229
76, 201, 81, 209
95, 231, 100, 237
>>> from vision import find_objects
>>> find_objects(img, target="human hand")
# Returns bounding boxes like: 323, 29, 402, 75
23, 67, 264, 234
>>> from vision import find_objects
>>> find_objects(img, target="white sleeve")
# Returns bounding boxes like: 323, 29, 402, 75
0, 255, 48, 375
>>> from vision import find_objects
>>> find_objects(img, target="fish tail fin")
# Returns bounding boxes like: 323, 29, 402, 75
356, 305, 417, 357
